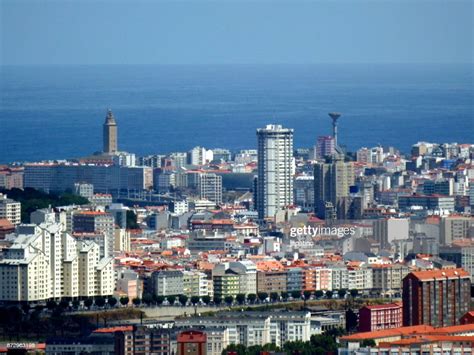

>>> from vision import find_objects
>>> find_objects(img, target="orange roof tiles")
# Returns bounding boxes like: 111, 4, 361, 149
340, 325, 435, 341
429, 323, 474, 334
256, 260, 284, 272
408, 268, 470, 280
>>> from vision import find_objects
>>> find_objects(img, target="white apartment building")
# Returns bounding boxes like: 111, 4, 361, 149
114, 228, 131, 253
183, 270, 209, 297
330, 266, 373, 292
0, 193, 21, 225
73, 211, 115, 258
188, 146, 213, 165
256, 124, 294, 220
151, 270, 184, 296
212, 260, 257, 296
373, 218, 409, 249
0, 221, 114, 301
176, 311, 311, 348
197, 173, 223, 204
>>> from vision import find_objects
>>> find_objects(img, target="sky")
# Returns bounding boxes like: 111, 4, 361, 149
1, 0, 472, 65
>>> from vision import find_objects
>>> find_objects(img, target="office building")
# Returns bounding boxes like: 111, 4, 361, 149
198, 173, 223, 204
314, 159, 355, 219
314, 136, 335, 160
256, 124, 294, 220
398, 194, 455, 212
294, 175, 314, 211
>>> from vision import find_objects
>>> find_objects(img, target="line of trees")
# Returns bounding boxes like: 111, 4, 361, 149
0, 187, 89, 223
128, 288, 361, 308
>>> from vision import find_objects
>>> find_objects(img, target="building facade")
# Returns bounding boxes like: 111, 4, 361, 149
256, 124, 294, 220
402, 269, 471, 327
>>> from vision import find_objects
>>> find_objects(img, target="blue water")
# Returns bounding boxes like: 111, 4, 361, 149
0, 64, 472, 164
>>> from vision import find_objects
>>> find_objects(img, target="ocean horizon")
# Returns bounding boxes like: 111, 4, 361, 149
0, 63, 472, 164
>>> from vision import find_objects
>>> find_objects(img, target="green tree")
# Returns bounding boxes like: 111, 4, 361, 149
132, 298, 142, 306
291, 290, 301, 299
314, 290, 323, 299
202, 295, 211, 305
350, 289, 359, 298
257, 292, 268, 302
337, 289, 347, 299
236, 293, 246, 305
222, 344, 247, 355
325, 290, 334, 299
46, 300, 57, 310
270, 292, 279, 302
142, 293, 153, 305
213, 295, 222, 305
224, 295, 234, 306
154, 295, 165, 305
281, 291, 289, 301
119, 297, 129, 306
178, 295, 188, 306
167, 295, 176, 305
361, 339, 376, 347
190, 296, 200, 306
59, 299, 70, 310
107, 297, 117, 307
84, 298, 94, 309
126, 210, 139, 229
95, 297, 106, 308
72, 299, 80, 309
247, 293, 257, 304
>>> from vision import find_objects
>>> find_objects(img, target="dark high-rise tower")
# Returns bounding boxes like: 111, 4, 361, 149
103, 109, 118, 154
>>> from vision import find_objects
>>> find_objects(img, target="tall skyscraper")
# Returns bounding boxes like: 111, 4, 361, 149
313, 158, 354, 219
103, 109, 118, 154
402, 268, 471, 327
256, 124, 294, 220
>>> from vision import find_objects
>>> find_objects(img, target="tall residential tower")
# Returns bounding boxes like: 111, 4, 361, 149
256, 124, 294, 220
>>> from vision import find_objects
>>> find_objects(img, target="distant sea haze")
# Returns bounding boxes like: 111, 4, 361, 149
0, 63, 472, 164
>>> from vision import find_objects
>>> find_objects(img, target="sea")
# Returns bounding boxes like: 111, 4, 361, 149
0, 64, 472, 164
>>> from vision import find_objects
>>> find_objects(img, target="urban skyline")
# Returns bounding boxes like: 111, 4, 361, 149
0, 1, 473, 354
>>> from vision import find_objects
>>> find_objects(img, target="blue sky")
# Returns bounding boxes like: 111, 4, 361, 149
1, 0, 472, 65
